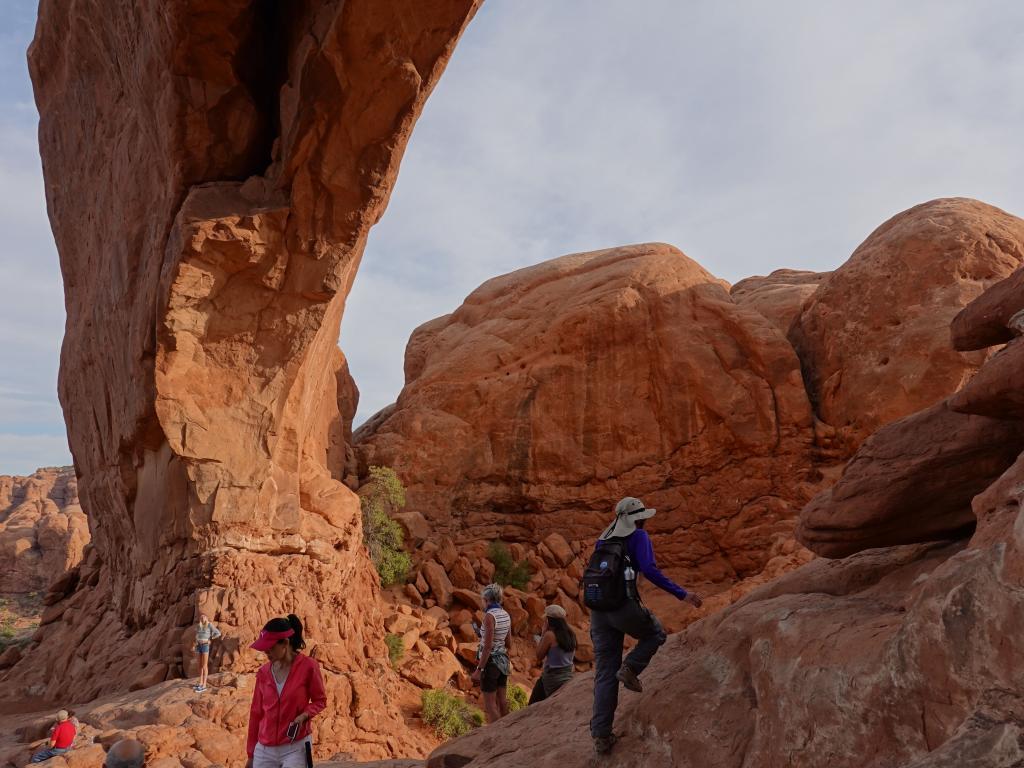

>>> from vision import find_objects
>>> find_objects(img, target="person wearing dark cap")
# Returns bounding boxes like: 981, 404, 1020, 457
584, 497, 703, 755
245, 614, 327, 768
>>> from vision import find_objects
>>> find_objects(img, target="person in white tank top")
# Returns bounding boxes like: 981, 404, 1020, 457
472, 583, 513, 723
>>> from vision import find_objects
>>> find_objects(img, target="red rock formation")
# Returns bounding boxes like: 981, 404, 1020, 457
730, 268, 828, 335
0, 467, 87, 595
791, 198, 1024, 452
796, 402, 1024, 557
357, 243, 821, 588
9, 0, 482, 760
426, 270, 1024, 768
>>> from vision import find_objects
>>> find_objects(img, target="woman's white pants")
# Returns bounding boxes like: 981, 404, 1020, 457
252, 738, 310, 768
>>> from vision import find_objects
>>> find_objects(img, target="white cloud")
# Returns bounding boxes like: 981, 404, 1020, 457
345, 0, 1024, 423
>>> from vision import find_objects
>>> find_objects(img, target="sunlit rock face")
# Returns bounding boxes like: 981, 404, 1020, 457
0, 467, 86, 594
11, 0, 481, 758
790, 197, 1024, 455
357, 242, 821, 586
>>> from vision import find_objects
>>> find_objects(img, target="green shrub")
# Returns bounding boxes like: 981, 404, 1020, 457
487, 541, 532, 590
385, 633, 405, 667
361, 466, 412, 586
421, 688, 485, 740
506, 684, 528, 712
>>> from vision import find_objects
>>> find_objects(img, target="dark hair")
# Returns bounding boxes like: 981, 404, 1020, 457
548, 616, 577, 653
263, 614, 306, 651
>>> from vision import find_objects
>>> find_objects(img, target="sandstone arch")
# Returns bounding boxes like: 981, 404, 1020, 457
10, 0, 481, 751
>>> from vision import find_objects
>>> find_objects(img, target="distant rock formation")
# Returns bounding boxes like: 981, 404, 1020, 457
0, 467, 86, 595
730, 268, 829, 335
791, 198, 1024, 453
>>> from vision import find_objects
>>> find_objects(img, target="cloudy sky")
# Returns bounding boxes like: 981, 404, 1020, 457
3, 1, 1024, 475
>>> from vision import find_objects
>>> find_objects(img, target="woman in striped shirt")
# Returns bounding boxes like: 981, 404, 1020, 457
471, 583, 513, 723
194, 614, 222, 692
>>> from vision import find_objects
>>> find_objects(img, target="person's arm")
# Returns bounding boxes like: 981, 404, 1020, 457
631, 530, 689, 600
303, 658, 328, 719
534, 631, 554, 664
246, 672, 264, 758
211, 624, 222, 640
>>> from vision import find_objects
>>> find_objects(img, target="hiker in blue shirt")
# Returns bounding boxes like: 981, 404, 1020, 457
589, 497, 703, 755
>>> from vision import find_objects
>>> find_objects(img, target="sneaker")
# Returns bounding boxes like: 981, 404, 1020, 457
616, 664, 643, 692
195, 685, 206, 693
593, 734, 618, 755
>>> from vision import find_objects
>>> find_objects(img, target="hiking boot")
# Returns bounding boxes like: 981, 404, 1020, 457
593, 734, 618, 755
616, 664, 643, 692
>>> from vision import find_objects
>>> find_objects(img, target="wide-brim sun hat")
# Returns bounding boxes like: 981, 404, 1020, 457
250, 627, 294, 652
599, 496, 656, 540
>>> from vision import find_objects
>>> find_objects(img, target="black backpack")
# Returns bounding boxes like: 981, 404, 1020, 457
581, 536, 631, 611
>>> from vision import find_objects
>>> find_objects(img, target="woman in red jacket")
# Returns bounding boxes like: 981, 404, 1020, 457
246, 614, 327, 768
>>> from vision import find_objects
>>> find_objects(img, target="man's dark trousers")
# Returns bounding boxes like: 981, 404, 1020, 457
590, 599, 667, 738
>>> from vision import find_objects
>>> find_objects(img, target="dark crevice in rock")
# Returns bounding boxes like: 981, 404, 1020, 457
232, 0, 293, 179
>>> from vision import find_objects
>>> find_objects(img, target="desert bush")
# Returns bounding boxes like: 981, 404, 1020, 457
361, 466, 412, 585
488, 541, 532, 590
506, 683, 528, 712
385, 633, 405, 667
421, 688, 485, 739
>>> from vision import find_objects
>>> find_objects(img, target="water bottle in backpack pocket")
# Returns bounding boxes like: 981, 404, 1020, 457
581, 538, 631, 611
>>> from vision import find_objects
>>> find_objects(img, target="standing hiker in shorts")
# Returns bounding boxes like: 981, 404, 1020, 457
194, 613, 222, 692
582, 497, 703, 755
471, 583, 513, 723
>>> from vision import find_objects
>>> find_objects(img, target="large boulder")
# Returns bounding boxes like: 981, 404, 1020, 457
0, 467, 87, 594
796, 402, 1024, 557
791, 198, 1024, 452
357, 243, 818, 583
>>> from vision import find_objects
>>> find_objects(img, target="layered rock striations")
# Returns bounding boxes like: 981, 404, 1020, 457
10, 0, 482, 759
0, 467, 87, 595
357, 243, 821, 587
427, 256, 1024, 768
790, 198, 1024, 453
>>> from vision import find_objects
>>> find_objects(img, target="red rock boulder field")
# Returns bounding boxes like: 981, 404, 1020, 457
425, 268, 1024, 768
4, 0, 483, 762
0, 467, 86, 595
356, 243, 821, 589
790, 198, 1024, 454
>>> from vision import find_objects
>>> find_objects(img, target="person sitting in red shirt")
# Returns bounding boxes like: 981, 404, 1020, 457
29, 709, 76, 762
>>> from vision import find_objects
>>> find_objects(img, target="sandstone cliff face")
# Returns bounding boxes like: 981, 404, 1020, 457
357, 243, 820, 587
791, 198, 1024, 453
0, 467, 87, 595
426, 266, 1024, 768
10, 1, 481, 760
